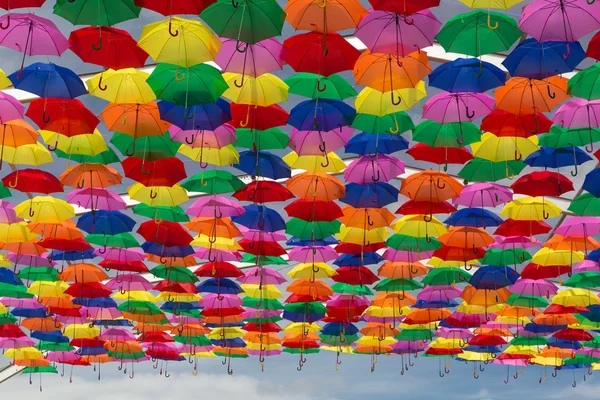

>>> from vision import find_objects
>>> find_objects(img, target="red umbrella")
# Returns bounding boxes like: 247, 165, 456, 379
48, 307, 82, 317
230, 103, 289, 130
1, 169, 63, 194
520, 263, 571, 280
238, 239, 287, 256
202, 307, 245, 318
284, 199, 343, 221
553, 328, 593, 342
395, 200, 456, 215
331, 266, 379, 285
544, 304, 587, 314
368, 0, 440, 15
26, 98, 99, 138
468, 335, 507, 347
137, 220, 194, 247
233, 181, 294, 203
243, 322, 281, 333
283, 32, 361, 77
122, 156, 187, 187
285, 294, 330, 303
425, 347, 463, 356
134, 0, 214, 14
145, 349, 181, 360
36, 238, 93, 252
481, 110, 552, 138
324, 309, 364, 322
153, 281, 197, 294
510, 171, 574, 197
138, 332, 173, 343
0, 324, 25, 338
98, 260, 149, 273
64, 282, 112, 298
432, 245, 484, 264
0, 0, 46, 8
70, 338, 105, 348
334, 242, 386, 254
494, 219, 552, 237
406, 143, 473, 169
587, 30, 600, 61
194, 261, 243, 278
69, 26, 149, 70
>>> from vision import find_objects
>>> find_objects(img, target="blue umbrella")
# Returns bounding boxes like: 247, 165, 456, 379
158, 99, 231, 131
233, 151, 291, 180
288, 99, 356, 131
78, 347, 108, 356
444, 208, 504, 228
461, 345, 502, 354
341, 182, 398, 208
428, 58, 506, 93
93, 319, 130, 327
524, 146, 593, 176
345, 132, 409, 155
469, 266, 520, 289
286, 236, 339, 246
141, 243, 195, 258
580, 304, 600, 322
161, 302, 201, 312
72, 297, 117, 308
586, 249, 600, 262
321, 322, 359, 336
582, 168, 600, 197
333, 252, 384, 266
502, 39, 585, 80
30, 330, 69, 343
11, 308, 49, 318
0, 268, 22, 286
77, 210, 136, 235
524, 323, 565, 334
548, 337, 582, 350
282, 311, 325, 323
210, 338, 247, 347
196, 278, 243, 294
232, 204, 286, 232
8, 63, 87, 99
414, 299, 460, 309
49, 249, 95, 261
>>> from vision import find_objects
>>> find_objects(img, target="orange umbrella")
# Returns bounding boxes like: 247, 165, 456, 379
38, 296, 77, 309
544, 235, 600, 252
353, 50, 431, 92
147, 254, 197, 267
496, 305, 540, 318
0, 119, 39, 169
339, 206, 395, 229
134, 323, 173, 333
354, 344, 393, 354
82, 354, 114, 364
473, 327, 514, 337
0, 242, 47, 256
359, 322, 400, 338
58, 263, 108, 283
494, 76, 569, 115
284, 0, 365, 32
21, 317, 63, 332
244, 332, 281, 344
461, 285, 511, 306
538, 347, 574, 359
400, 170, 464, 202
171, 323, 211, 336
103, 340, 143, 353
184, 217, 242, 238
287, 279, 333, 297
204, 315, 245, 325
377, 261, 428, 279
282, 332, 320, 342
28, 220, 84, 241
213, 347, 248, 356
286, 172, 345, 201
122, 312, 166, 323
404, 308, 451, 324
60, 163, 122, 189
14, 358, 50, 367
99, 102, 170, 138
533, 313, 579, 326
437, 227, 495, 249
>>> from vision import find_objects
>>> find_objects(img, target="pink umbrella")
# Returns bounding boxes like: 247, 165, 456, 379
554, 216, 600, 237
362, 315, 405, 323
288, 246, 338, 263
67, 188, 127, 211
0, 200, 20, 224
199, 293, 243, 308
390, 340, 427, 353
508, 278, 558, 297
554, 98, 600, 128
237, 267, 286, 285
574, 260, 600, 273
248, 349, 282, 357
417, 285, 462, 302
0, 336, 34, 349
100, 328, 136, 341
489, 236, 541, 250
46, 351, 82, 363
435, 327, 473, 340
355, 9, 441, 55
10, 253, 54, 268
215, 38, 285, 77
169, 124, 236, 149
422, 92, 495, 124
168, 315, 204, 324
288, 127, 353, 156
55, 315, 86, 324
241, 229, 286, 243
344, 154, 405, 184
193, 248, 242, 262
0, 298, 45, 308
454, 182, 512, 208
84, 307, 122, 320
327, 294, 370, 308
382, 249, 433, 262
519, 0, 600, 42
0, 93, 24, 124
106, 274, 153, 291
94, 247, 145, 262
188, 196, 245, 218
241, 309, 282, 319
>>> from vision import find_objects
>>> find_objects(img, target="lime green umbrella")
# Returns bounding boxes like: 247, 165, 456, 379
577, 315, 600, 329
563, 354, 600, 365
132, 204, 190, 222
331, 282, 373, 296
111, 132, 181, 160
17, 267, 59, 282
0, 283, 33, 298
182, 170, 246, 194
569, 193, 600, 216
55, 147, 120, 164
506, 294, 548, 308
583, 338, 600, 349
386, 234, 441, 252
37, 341, 74, 351
22, 366, 58, 374
421, 268, 471, 286
53, 0, 141, 26
374, 278, 422, 292
243, 298, 283, 310
285, 73, 357, 100
86, 233, 139, 248
283, 348, 319, 355
320, 334, 360, 347
150, 266, 198, 283
200, 0, 286, 44
480, 248, 531, 265
352, 111, 414, 135
147, 63, 228, 106
240, 254, 287, 265
459, 158, 526, 182
286, 219, 341, 240
235, 127, 288, 150
568, 64, 600, 100
395, 329, 433, 342
0, 182, 11, 199
246, 316, 282, 324
436, 10, 522, 57
413, 121, 482, 147
539, 125, 600, 148
118, 300, 162, 315
108, 350, 147, 361
563, 272, 600, 288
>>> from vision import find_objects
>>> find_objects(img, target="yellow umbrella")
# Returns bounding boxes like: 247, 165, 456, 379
178, 144, 240, 166
1, 143, 53, 166
496, 315, 531, 325
209, 327, 245, 340
288, 262, 337, 279
63, 324, 101, 339
27, 281, 69, 297
531, 247, 585, 266
241, 284, 282, 299
500, 196, 562, 221
156, 292, 200, 302
0, 303, 6, 314
191, 235, 241, 250
356, 336, 396, 346
504, 345, 541, 356
530, 356, 563, 367
552, 289, 600, 307
429, 338, 464, 348
111, 291, 157, 302
0, 254, 11, 268
138, 17, 221, 67
0, 222, 36, 243
181, 351, 215, 358
40, 129, 108, 156
355, 82, 427, 116
399, 321, 438, 330
283, 151, 347, 173
392, 214, 447, 237
246, 343, 280, 351
0, 68, 11, 89
428, 257, 478, 268
459, 351, 495, 362
471, 132, 539, 162
87, 69, 155, 103
337, 225, 390, 245
221, 73, 288, 107
459, 0, 524, 9
127, 183, 189, 207
15, 197, 75, 223
283, 322, 321, 334
4, 347, 43, 360
456, 303, 503, 314
364, 306, 412, 318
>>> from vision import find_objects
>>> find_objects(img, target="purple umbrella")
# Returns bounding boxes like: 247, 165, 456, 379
188, 196, 245, 218
362, 315, 405, 323
241, 309, 282, 319
0, 93, 24, 124
417, 285, 462, 302
216, 38, 285, 77
168, 315, 204, 324
390, 340, 427, 354
553, 98, 600, 128
288, 246, 338, 263
453, 182, 512, 208
422, 92, 495, 124
0, 200, 20, 224
193, 248, 242, 262
9, 253, 54, 268
169, 124, 236, 149
382, 249, 434, 262
288, 127, 353, 156
554, 216, 600, 236
94, 247, 145, 262
574, 260, 600, 273
509, 278, 558, 297
328, 294, 370, 308
519, 0, 600, 42
355, 9, 441, 55
344, 154, 405, 184
68, 188, 127, 211
247, 349, 282, 357
237, 267, 286, 285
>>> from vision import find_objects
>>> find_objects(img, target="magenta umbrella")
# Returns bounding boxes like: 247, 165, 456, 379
288, 127, 353, 156
237, 267, 286, 285
453, 182, 513, 208
84, 307, 122, 320
435, 327, 473, 340
188, 196, 245, 218
215, 38, 285, 77
94, 247, 146, 262
0, 297, 45, 308
344, 154, 405, 184
241, 309, 282, 319
519, 0, 600, 42
0, 337, 34, 349
68, 188, 127, 211
327, 294, 370, 308
553, 98, 600, 128
382, 249, 434, 262
9, 253, 54, 268
0, 93, 24, 124
489, 236, 541, 250
0, 200, 20, 224
169, 124, 236, 149
362, 315, 405, 323
199, 293, 243, 308
422, 92, 495, 124
288, 245, 338, 263
193, 248, 242, 262
99, 328, 136, 341
106, 274, 153, 291
417, 285, 462, 302
248, 349, 282, 357
554, 216, 600, 236
574, 260, 600, 273
508, 278, 558, 297
355, 9, 441, 55
240, 228, 287, 242
168, 315, 204, 324
46, 351, 83, 363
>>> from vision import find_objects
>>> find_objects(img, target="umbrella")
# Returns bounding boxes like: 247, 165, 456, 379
216, 38, 284, 77
53, 0, 141, 25
8, 63, 87, 99
482, 109, 552, 137
88, 69, 155, 104
285, 73, 357, 100
429, 58, 506, 93
568, 64, 600, 100
422, 92, 495, 123
344, 154, 405, 184
221, 73, 288, 107
285, 0, 365, 32
26, 98, 99, 138
495, 76, 570, 115
158, 99, 231, 131
511, 171, 573, 197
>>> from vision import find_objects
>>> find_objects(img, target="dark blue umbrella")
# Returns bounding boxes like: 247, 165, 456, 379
8, 63, 87, 99
586, 249, 600, 262
502, 39, 585, 80
524, 146, 592, 175
333, 252, 384, 266
77, 210, 136, 235
93, 319, 130, 327
580, 304, 600, 322
158, 99, 231, 131
321, 322, 359, 336
141, 243, 195, 258
524, 323, 565, 334
0, 268, 22, 286
233, 151, 291, 180
341, 182, 398, 208
30, 330, 69, 343
469, 266, 520, 289
444, 208, 504, 228
282, 311, 325, 323
428, 58, 506, 93
414, 299, 460, 309
78, 347, 108, 356
210, 338, 247, 347
548, 337, 582, 350
462, 345, 502, 354
583, 168, 600, 197
72, 297, 117, 308
286, 236, 339, 246
49, 249, 95, 261
345, 132, 409, 155
11, 308, 49, 318
232, 204, 286, 232
161, 302, 201, 312
288, 99, 356, 131
196, 278, 243, 294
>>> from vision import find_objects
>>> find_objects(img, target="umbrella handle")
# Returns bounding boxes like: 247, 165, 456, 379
140, 162, 152, 175
168, 20, 179, 37
7, 174, 17, 188
389, 119, 399, 134
174, 67, 185, 82
456, 126, 465, 145
41, 111, 51, 124
487, 13, 498, 30
28, 207, 35, 218
542, 209, 549, 219
552, 369, 558, 378
443, 160, 448, 172
589, 0, 596, 3
316, 79, 327, 92
514, 150, 522, 161
425, 233, 431, 243
563, 43, 571, 59
465, 106, 475, 119
232, 0, 239, 7
0, 14, 8, 30
235, 41, 248, 53
571, 163, 578, 177
372, 169, 380, 182
315, 0, 326, 7
47, 138, 59, 152
390, 91, 402, 106
475, 61, 483, 78
436, 178, 446, 189
403, 14, 414, 25
77, 178, 85, 189
150, 189, 158, 199
185, 108, 195, 120
92, 37, 103, 51
547, 85, 556, 99
98, 75, 107, 91
505, 163, 514, 180
234, 74, 245, 88
185, 133, 195, 145
320, 152, 330, 168
367, 215, 374, 226
586, 141, 595, 153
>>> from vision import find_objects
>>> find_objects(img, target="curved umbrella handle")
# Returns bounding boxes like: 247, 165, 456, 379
98, 75, 107, 91
185, 133, 195, 145
77, 178, 85, 189
367, 214, 374, 226
234, 74, 245, 88
547, 85, 556, 99
320, 152, 330, 168
42, 111, 51, 124
316, 79, 327, 92
402, 14, 414, 25
487, 12, 498, 30
232, 0, 239, 7
141, 162, 152, 175
150, 189, 158, 199
505, 163, 514, 180
168, 20, 179, 37
92, 37, 103, 51
184, 108, 195, 120
372, 169, 380, 182
425, 233, 431, 243
29, 207, 35, 218
0, 14, 9, 30
475, 61, 483, 78
589, 0, 596, 4
315, 0, 326, 7
391, 91, 402, 106
514, 150, 522, 161
571, 163, 578, 177
542, 209, 550, 219
174, 67, 185, 82
7, 173, 17, 188
465, 106, 475, 119
240, 111, 250, 127
456, 125, 465, 145
389, 119, 399, 134
586, 141, 595, 153
436, 178, 446, 189
47, 138, 59, 152
235, 41, 248, 53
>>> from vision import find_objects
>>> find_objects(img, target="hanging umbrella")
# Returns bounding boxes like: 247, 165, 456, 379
216, 37, 284, 78
221, 73, 288, 107
495, 76, 570, 115
429, 58, 506, 93
87, 69, 155, 104
26, 98, 99, 138
285, 0, 364, 32
134, 0, 215, 14
53, 0, 141, 25
158, 99, 231, 131
482, 109, 552, 137
8, 63, 87, 99
422, 92, 494, 123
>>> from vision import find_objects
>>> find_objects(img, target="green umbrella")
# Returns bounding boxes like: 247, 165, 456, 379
53, 0, 141, 26
283, 348, 319, 355
22, 366, 58, 374
56, 147, 121, 164
245, 316, 282, 323
17, 267, 60, 282
480, 248, 531, 265
182, 170, 246, 194
563, 354, 600, 365
166, 308, 203, 318
147, 63, 228, 106
174, 335, 212, 346
331, 282, 373, 296
538, 125, 600, 149
374, 278, 422, 292
284, 302, 328, 315
243, 298, 283, 310
0, 314, 17, 325
352, 111, 414, 135
132, 204, 190, 222
0, 283, 33, 298
0, 182, 11, 199
240, 254, 287, 265
583, 338, 600, 349
412, 120, 482, 148
575, 315, 600, 329
568, 63, 600, 100
86, 233, 139, 248
421, 268, 471, 286
436, 10, 522, 57
117, 300, 162, 315
200, 0, 286, 44
37, 341, 74, 351
150, 266, 198, 283
505, 294, 548, 308
111, 132, 181, 160
285, 73, 357, 100
386, 234, 441, 252
459, 158, 526, 182
395, 329, 433, 342
108, 351, 147, 361
568, 193, 600, 216
563, 272, 600, 289
509, 336, 548, 347
285, 218, 341, 240
235, 127, 288, 150
320, 334, 360, 346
